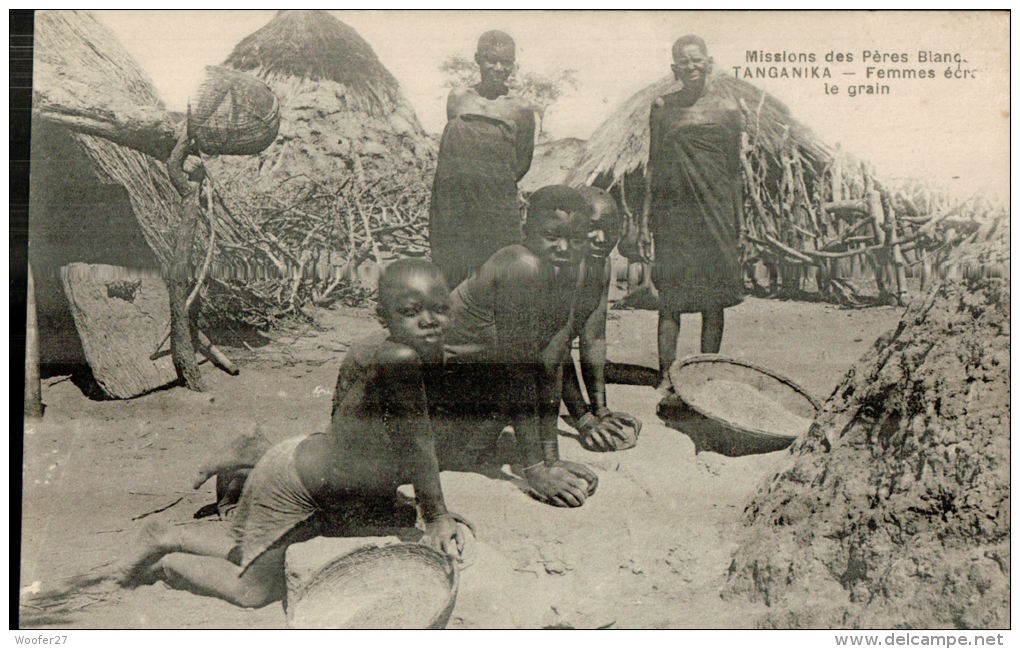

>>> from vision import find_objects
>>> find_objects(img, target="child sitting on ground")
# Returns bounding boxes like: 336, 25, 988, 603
117, 259, 463, 608
561, 187, 643, 452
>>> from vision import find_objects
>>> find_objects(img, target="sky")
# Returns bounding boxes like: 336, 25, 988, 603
93, 10, 1009, 200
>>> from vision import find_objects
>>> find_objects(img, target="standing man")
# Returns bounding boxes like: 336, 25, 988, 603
639, 36, 745, 388
429, 30, 536, 289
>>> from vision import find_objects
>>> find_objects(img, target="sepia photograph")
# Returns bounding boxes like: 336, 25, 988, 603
14, 8, 1010, 633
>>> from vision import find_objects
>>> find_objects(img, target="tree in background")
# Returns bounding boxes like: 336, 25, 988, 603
439, 55, 578, 142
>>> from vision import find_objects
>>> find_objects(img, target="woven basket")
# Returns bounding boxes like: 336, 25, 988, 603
658, 354, 821, 456
188, 65, 280, 156
286, 543, 459, 629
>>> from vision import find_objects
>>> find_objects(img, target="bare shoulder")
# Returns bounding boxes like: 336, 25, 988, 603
446, 85, 474, 116
491, 244, 542, 277
448, 85, 473, 103
506, 96, 536, 129
374, 338, 423, 368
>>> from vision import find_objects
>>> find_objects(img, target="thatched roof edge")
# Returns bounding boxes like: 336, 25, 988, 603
566, 74, 834, 190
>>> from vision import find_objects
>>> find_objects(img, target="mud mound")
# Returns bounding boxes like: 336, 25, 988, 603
724, 279, 1010, 628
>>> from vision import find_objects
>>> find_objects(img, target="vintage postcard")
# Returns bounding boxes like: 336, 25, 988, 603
17, 9, 1009, 635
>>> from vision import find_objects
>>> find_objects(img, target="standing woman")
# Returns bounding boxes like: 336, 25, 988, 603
638, 35, 745, 387
429, 30, 536, 289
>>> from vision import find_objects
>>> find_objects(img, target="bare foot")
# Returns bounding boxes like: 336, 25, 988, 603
116, 521, 179, 587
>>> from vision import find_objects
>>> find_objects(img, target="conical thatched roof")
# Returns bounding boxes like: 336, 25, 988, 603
226, 10, 402, 118
210, 10, 432, 197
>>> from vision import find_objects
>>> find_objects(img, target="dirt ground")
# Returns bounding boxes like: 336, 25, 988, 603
19, 287, 904, 629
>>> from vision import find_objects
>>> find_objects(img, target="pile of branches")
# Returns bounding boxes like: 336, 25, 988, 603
738, 92, 1007, 305
194, 162, 433, 329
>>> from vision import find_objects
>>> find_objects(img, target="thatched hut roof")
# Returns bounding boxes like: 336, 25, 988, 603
566, 74, 831, 192
212, 10, 432, 195
30, 11, 194, 365
519, 137, 587, 193
31, 10, 183, 267
226, 10, 402, 118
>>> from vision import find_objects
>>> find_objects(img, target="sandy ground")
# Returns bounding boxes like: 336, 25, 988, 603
19, 292, 903, 629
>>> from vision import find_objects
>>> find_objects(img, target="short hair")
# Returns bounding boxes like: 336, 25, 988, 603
377, 258, 448, 310
672, 35, 708, 60
577, 186, 617, 218
578, 186, 621, 238
525, 185, 592, 227
477, 30, 516, 57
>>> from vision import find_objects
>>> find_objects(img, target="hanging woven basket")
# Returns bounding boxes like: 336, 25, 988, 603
188, 65, 280, 156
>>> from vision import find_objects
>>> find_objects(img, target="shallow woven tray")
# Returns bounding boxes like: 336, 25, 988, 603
286, 543, 458, 629
658, 354, 821, 456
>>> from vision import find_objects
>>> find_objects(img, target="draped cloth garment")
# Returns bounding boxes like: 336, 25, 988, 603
230, 435, 317, 572
649, 86, 745, 313
429, 114, 522, 289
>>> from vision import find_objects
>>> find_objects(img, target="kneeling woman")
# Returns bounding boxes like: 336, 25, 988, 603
437, 185, 599, 508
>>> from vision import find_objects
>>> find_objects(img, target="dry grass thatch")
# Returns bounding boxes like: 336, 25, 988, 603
213, 10, 433, 192
199, 10, 439, 325
31, 11, 184, 268
567, 74, 828, 190
566, 73, 1007, 304
226, 10, 402, 118
520, 137, 587, 194
32, 11, 178, 160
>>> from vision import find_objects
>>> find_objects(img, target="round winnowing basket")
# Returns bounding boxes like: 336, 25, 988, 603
286, 543, 459, 629
658, 354, 821, 456
188, 65, 280, 156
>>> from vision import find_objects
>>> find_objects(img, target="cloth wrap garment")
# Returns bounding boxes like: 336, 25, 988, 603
429, 114, 522, 289
230, 435, 317, 572
649, 85, 745, 313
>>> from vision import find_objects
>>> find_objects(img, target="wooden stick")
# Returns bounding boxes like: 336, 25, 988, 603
165, 129, 206, 392
831, 145, 843, 201
25, 263, 43, 418
823, 199, 867, 216
355, 193, 384, 268
33, 105, 178, 161
131, 496, 183, 521
886, 205, 908, 306
918, 246, 931, 290
195, 330, 239, 376
184, 167, 217, 313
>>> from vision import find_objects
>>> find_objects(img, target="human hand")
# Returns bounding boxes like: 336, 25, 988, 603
579, 410, 642, 452
422, 514, 465, 559
552, 459, 599, 496
184, 157, 206, 183
524, 462, 596, 507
